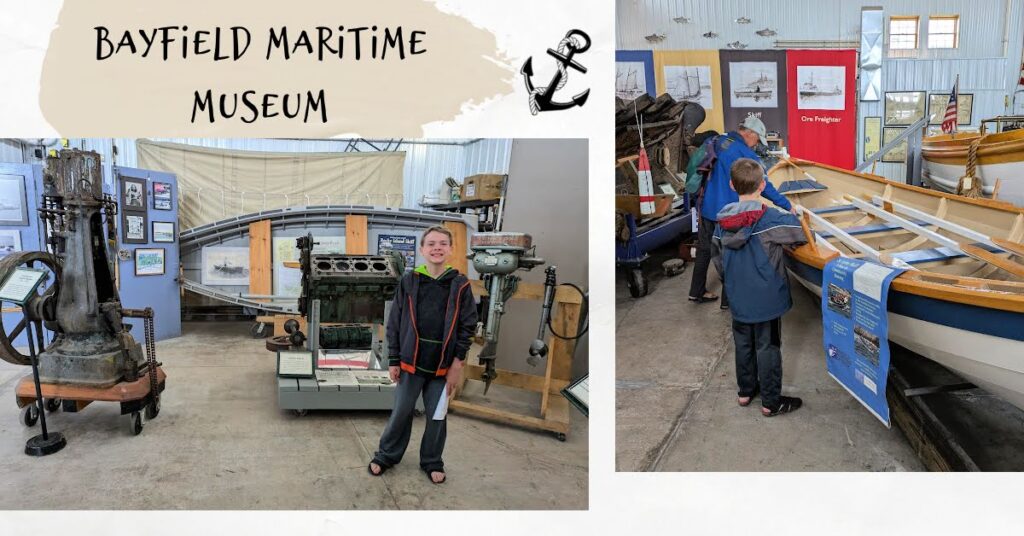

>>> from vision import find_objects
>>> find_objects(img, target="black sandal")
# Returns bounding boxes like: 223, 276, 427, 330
688, 294, 719, 304
423, 468, 446, 484
762, 396, 803, 417
368, 459, 391, 476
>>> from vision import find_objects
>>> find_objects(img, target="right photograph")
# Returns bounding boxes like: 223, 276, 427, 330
616, 0, 1024, 472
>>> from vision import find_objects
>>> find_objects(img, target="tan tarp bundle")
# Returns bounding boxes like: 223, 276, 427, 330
136, 140, 405, 229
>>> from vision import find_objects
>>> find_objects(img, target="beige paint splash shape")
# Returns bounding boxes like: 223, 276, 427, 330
40, 0, 513, 136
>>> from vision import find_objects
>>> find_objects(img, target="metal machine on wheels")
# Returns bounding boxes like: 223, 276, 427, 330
270, 234, 414, 413
0, 150, 164, 441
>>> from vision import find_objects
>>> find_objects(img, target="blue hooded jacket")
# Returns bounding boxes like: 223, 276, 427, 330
699, 131, 792, 221
711, 200, 807, 323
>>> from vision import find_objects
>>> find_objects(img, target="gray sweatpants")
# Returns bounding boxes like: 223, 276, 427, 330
374, 371, 448, 472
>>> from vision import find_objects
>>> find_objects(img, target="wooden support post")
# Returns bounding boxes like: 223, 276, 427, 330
346, 215, 368, 254
249, 220, 272, 299
452, 279, 582, 437
443, 221, 468, 275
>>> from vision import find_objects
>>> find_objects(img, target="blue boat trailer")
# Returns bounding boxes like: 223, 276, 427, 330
616, 196, 693, 298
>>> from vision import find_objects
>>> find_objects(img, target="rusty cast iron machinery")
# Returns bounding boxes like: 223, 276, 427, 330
0, 150, 152, 386
469, 232, 545, 393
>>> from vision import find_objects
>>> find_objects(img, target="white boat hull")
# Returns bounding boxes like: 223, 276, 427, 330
791, 272, 1024, 411
921, 159, 1024, 207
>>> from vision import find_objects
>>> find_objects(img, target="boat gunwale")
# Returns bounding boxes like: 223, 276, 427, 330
768, 159, 1024, 313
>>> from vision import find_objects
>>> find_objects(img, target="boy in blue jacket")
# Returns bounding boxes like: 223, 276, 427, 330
712, 158, 807, 416
369, 225, 477, 483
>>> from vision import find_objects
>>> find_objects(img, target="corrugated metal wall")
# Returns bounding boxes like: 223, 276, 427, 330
617, 0, 1024, 182
0, 138, 512, 210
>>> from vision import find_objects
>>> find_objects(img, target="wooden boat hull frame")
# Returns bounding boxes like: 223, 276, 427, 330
768, 158, 1024, 412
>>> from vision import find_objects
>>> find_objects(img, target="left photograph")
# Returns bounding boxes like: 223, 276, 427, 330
0, 137, 588, 509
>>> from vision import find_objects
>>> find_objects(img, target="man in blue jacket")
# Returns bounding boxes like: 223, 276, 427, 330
689, 116, 793, 308
712, 158, 806, 416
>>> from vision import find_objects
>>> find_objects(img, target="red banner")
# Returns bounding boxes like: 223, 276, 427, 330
786, 50, 857, 169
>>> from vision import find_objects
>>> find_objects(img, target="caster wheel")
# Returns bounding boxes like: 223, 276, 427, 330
250, 322, 268, 338
626, 268, 648, 298
145, 400, 160, 420
44, 398, 61, 413
127, 411, 144, 436
555, 433, 566, 442
293, 409, 308, 417
21, 404, 39, 427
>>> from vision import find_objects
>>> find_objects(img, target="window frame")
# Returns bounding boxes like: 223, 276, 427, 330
889, 15, 920, 50
927, 15, 960, 49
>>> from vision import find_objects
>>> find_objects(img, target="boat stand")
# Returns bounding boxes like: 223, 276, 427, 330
452, 280, 583, 441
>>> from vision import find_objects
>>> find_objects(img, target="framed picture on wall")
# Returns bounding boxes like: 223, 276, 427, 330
0, 174, 29, 226
882, 127, 908, 163
863, 117, 882, 159
884, 91, 926, 126
123, 213, 147, 244
134, 248, 165, 276
152, 221, 175, 243
121, 177, 147, 211
201, 246, 250, 286
0, 229, 21, 258
153, 182, 172, 210
927, 93, 973, 125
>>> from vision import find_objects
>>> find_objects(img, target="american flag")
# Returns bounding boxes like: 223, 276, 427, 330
941, 76, 959, 134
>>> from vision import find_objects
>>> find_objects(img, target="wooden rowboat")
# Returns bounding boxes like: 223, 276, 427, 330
766, 158, 1024, 411
921, 117, 1024, 206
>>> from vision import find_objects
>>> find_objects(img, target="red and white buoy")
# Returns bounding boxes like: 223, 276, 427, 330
637, 144, 655, 215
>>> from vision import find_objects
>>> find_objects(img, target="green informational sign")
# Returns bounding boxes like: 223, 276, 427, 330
0, 268, 48, 305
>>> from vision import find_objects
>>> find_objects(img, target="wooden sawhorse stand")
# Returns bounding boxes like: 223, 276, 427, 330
452, 279, 583, 441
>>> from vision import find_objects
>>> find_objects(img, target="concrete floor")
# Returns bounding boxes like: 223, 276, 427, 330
616, 250, 923, 471
0, 322, 587, 509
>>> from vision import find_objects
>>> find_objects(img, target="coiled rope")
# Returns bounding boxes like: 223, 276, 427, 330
528, 34, 584, 116
956, 137, 984, 199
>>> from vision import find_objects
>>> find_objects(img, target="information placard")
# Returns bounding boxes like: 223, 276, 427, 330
821, 257, 905, 426
561, 374, 589, 417
0, 268, 48, 305
277, 350, 314, 378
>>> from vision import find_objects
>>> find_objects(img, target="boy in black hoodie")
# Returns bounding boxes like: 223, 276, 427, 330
369, 225, 477, 484
712, 158, 807, 417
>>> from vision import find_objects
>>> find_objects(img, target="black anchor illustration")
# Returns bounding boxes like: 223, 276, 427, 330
522, 29, 591, 114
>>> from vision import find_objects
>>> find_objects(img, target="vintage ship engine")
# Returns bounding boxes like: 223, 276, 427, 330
268, 233, 404, 354
0, 150, 147, 387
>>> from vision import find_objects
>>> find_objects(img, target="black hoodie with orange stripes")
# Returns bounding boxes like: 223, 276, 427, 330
386, 265, 477, 378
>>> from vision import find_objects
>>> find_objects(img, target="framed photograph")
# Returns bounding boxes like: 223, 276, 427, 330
153, 182, 172, 199
152, 221, 175, 243
153, 198, 172, 210
884, 91, 926, 126
863, 117, 882, 159
201, 246, 250, 286
121, 177, 147, 211
882, 127, 908, 163
663, 65, 714, 110
0, 174, 29, 226
0, 229, 21, 258
927, 93, 973, 125
123, 213, 147, 244
134, 248, 165, 276
797, 65, 846, 110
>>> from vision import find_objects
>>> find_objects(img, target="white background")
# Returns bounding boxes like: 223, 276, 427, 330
2, 0, 1022, 534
